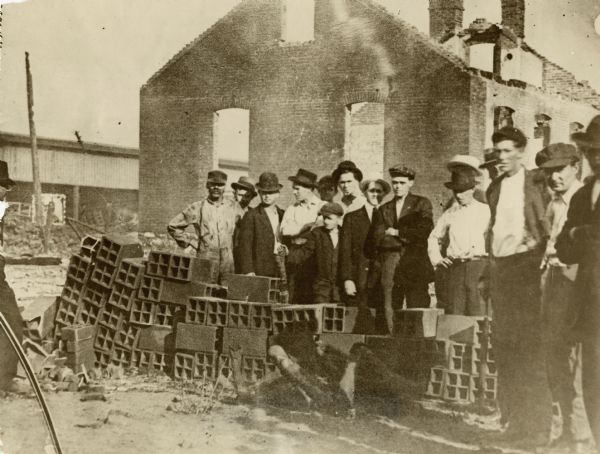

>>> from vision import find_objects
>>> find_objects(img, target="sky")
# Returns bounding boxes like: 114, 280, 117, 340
0, 0, 599, 148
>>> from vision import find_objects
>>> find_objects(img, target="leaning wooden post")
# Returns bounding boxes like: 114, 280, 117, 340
25, 51, 48, 253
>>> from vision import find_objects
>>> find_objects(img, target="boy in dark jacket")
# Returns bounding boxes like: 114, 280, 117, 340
288, 202, 344, 304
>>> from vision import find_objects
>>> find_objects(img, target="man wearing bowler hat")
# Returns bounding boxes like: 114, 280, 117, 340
557, 115, 600, 447
332, 160, 366, 216
0, 161, 24, 390
486, 126, 551, 446
168, 170, 244, 284
237, 173, 285, 278
536, 143, 591, 452
366, 165, 434, 334
280, 169, 325, 304
428, 170, 490, 316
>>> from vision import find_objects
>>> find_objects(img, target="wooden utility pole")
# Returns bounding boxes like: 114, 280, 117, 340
25, 51, 48, 253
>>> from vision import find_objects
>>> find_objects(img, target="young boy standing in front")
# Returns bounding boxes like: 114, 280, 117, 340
287, 202, 344, 304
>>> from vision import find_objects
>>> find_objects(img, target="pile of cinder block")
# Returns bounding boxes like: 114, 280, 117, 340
425, 316, 497, 404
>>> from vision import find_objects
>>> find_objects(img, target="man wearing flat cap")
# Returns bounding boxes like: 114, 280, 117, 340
556, 115, 600, 447
280, 169, 325, 304
237, 173, 284, 278
486, 126, 551, 446
332, 160, 366, 216
168, 170, 244, 284
0, 161, 24, 391
339, 177, 391, 333
536, 143, 591, 451
428, 170, 490, 316
367, 165, 434, 334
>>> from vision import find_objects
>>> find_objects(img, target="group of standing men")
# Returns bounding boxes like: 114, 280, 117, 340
167, 116, 600, 451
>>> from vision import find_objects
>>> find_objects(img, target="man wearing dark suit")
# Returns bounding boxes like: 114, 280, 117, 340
367, 165, 434, 334
486, 126, 551, 447
556, 115, 600, 447
339, 178, 391, 333
0, 161, 23, 391
238, 173, 285, 277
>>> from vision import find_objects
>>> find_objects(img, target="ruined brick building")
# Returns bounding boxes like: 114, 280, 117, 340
139, 0, 599, 231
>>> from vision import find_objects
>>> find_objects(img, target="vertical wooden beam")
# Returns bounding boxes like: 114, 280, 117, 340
25, 51, 48, 253
72, 185, 80, 221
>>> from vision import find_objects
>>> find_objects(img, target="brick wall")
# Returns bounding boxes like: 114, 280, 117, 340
500, 0, 525, 38
139, 0, 598, 230
543, 60, 600, 107
429, 0, 464, 41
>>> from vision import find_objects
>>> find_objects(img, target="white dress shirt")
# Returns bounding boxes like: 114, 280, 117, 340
492, 167, 527, 257
364, 203, 376, 222
329, 228, 339, 248
395, 196, 407, 220
428, 199, 490, 265
264, 205, 281, 253
280, 194, 325, 237
544, 180, 583, 264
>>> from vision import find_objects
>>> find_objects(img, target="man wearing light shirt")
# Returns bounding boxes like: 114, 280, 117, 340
536, 143, 591, 453
281, 169, 325, 304
428, 170, 490, 316
486, 127, 551, 447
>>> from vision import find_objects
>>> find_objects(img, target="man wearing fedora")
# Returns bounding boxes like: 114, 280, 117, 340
281, 169, 325, 304
486, 126, 551, 446
231, 176, 257, 273
237, 173, 284, 278
557, 115, 600, 446
367, 165, 434, 334
536, 143, 592, 452
339, 177, 390, 333
168, 169, 244, 284
428, 169, 490, 316
332, 160, 366, 216
0, 161, 23, 390
231, 176, 257, 212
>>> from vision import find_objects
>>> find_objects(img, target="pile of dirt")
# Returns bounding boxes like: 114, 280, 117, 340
2, 215, 80, 258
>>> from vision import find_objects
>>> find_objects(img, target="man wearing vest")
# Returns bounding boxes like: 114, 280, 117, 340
487, 127, 551, 447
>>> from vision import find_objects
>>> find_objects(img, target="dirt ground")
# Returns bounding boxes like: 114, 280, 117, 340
0, 264, 532, 454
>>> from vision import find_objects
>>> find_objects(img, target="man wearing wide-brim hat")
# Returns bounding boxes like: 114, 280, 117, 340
280, 169, 325, 304
556, 115, 600, 446
237, 173, 285, 278
0, 160, 24, 391
168, 169, 244, 284
428, 170, 490, 316
231, 176, 257, 212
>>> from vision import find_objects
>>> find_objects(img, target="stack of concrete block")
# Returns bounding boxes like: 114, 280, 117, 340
425, 316, 497, 403
60, 324, 95, 373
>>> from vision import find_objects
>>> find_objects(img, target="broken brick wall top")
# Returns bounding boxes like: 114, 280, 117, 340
139, 0, 598, 232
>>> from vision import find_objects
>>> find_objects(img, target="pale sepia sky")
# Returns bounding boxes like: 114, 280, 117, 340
0, 0, 599, 148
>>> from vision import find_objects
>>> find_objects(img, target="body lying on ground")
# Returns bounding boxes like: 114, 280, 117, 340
228, 322, 421, 416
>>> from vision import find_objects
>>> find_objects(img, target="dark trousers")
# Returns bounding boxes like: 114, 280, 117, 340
445, 259, 487, 316
0, 256, 23, 388
490, 250, 552, 437
541, 267, 590, 441
582, 334, 600, 445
